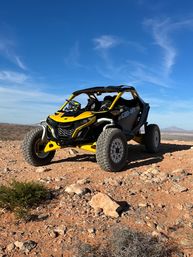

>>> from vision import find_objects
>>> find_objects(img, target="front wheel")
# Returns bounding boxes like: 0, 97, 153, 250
21, 127, 55, 166
144, 124, 160, 153
96, 128, 128, 172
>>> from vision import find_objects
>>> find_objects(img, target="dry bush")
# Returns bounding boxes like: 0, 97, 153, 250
75, 227, 179, 257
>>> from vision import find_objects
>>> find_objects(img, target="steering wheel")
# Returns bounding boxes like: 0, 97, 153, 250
65, 100, 81, 112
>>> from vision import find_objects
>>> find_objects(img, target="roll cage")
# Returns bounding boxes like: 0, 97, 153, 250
59, 85, 146, 113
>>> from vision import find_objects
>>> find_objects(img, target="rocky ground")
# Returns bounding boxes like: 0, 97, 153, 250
0, 125, 193, 256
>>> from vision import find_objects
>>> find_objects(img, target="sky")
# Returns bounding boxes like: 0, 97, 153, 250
0, 0, 193, 129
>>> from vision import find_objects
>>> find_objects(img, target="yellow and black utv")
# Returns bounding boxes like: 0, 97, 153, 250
22, 85, 160, 172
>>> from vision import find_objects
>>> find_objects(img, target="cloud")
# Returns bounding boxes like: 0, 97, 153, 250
0, 67, 68, 124
15, 56, 27, 70
142, 93, 193, 129
64, 41, 80, 67
144, 18, 193, 75
95, 53, 171, 88
144, 19, 176, 74
93, 35, 121, 50
0, 36, 27, 70
127, 60, 171, 87
94, 18, 193, 88
0, 85, 67, 124
64, 41, 88, 69
0, 70, 28, 84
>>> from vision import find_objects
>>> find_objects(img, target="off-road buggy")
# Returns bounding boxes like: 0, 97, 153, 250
22, 85, 160, 172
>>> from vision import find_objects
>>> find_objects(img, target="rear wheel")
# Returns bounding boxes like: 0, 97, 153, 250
144, 124, 160, 153
21, 127, 55, 166
96, 128, 128, 172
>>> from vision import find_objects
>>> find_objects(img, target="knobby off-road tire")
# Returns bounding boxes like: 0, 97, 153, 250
21, 127, 55, 166
96, 128, 128, 172
144, 124, 160, 153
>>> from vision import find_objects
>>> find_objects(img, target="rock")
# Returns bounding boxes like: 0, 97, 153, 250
156, 173, 168, 183
175, 203, 183, 210
158, 203, 166, 209
145, 167, 160, 175
54, 185, 62, 190
156, 224, 165, 232
94, 207, 103, 216
3, 167, 10, 173
14, 241, 24, 250
89, 192, 122, 218
14, 240, 37, 252
179, 238, 193, 248
146, 222, 156, 229
55, 177, 62, 182
172, 168, 184, 174
171, 183, 189, 193
103, 177, 122, 186
170, 175, 182, 182
6, 243, 15, 252
69, 148, 78, 155
22, 240, 37, 252
38, 213, 49, 220
88, 228, 96, 234
53, 225, 67, 236
49, 230, 57, 238
182, 170, 192, 176
77, 178, 90, 185
150, 168, 160, 175
138, 203, 147, 208
36, 167, 51, 173
65, 184, 90, 195
152, 231, 160, 237
0, 246, 4, 254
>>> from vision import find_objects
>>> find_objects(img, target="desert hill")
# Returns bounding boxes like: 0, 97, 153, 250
0, 123, 192, 256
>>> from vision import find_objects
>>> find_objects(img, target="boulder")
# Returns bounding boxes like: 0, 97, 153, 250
89, 192, 122, 218
6, 243, 15, 252
53, 225, 67, 236
77, 178, 90, 185
65, 184, 90, 195
14, 240, 37, 252
36, 167, 51, 173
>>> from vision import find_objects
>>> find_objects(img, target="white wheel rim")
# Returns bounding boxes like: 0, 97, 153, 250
110, 138, 124, 163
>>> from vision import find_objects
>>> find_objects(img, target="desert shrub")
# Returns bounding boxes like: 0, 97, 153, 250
75, 227, 178, 257
108, 227, 176, 257
0, 180, 49, 219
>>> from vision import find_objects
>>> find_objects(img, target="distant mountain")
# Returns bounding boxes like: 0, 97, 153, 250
162, 126, 193, 133
162, 126, 187, 132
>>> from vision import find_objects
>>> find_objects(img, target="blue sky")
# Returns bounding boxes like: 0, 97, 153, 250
1, 0, 193, 129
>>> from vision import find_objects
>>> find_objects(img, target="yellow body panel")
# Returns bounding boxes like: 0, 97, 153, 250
44, 140, 96, 153
44, 141, 61, 152
72, 116, 96, 138
49, 111, 94, 123
78, 142, 96, 153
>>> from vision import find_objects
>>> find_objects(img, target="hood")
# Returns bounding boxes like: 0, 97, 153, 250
49, 111, 94, 123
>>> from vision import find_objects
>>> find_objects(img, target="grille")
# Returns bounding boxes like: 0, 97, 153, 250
57, 126, 75, 138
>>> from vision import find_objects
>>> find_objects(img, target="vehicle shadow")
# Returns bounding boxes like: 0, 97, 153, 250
52, 153, 96, 164
51, 142, 192, 169
125, 142, 191, 170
